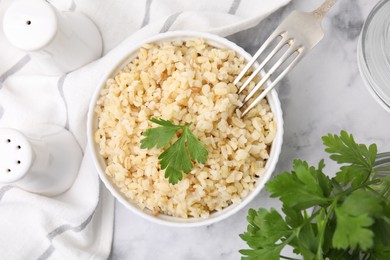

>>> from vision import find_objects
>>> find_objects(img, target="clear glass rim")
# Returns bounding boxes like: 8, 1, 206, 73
359, 0, 390, 110
375, 152, 390, 167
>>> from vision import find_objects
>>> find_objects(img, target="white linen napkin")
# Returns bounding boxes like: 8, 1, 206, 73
0, 0, 290, 259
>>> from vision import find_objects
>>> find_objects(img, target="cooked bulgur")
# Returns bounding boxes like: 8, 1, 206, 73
94, 39, 276, 218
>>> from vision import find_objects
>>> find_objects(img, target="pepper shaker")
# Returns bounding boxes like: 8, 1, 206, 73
0, 126, 82, 196
2, 0, 103, 75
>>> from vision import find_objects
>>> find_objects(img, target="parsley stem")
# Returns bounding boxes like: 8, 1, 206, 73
315, 201, 337, 260
366, 186, 390, 202
334, 179, 381, 198
278, 209, 322, 259
351, 248, 360, 259
280, 255, 300, 260
361, 252, 370, 260
380, 182, 390, 199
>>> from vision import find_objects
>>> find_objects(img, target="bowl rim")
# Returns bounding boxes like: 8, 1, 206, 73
87, 30, 284, 227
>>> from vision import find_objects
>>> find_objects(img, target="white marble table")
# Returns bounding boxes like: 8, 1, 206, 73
111, 1, 390, 259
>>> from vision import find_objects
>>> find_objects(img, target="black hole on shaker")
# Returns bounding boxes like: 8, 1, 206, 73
7, 169, 11, 173
7, 139, 11, 143
26, 20, 31, 25
17, 161, 21, 164
17, 145, 21, 149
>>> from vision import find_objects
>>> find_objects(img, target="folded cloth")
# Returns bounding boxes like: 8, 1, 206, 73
0, 0, 290, 259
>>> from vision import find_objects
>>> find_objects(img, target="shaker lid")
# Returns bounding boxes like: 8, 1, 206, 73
0, 128, 33, 184
3, 0, 58, 52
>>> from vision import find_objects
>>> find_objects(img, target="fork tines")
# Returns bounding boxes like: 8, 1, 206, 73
235, 31, 305, 118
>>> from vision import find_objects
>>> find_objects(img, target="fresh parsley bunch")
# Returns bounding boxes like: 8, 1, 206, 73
240, 131, 390, 260
141, 118, 208, 184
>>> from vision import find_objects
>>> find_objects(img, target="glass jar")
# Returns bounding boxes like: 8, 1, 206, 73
373, 152, 390, 198
358, 0, 390, 113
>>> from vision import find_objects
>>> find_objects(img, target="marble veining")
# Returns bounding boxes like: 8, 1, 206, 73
111, 1, 390, 259
332, 1, 364, 40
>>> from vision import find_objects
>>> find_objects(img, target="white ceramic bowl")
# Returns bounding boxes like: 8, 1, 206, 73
87, 31, 284, 227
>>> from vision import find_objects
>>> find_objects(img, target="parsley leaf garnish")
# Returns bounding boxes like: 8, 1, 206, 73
323, 131, 377, 188
240, 131, 390, 260
141, 118, 208, 184
266, 160, 331, 210
332, 190, 381, 251
140, 118, 183, 149
239, 209, 292, 259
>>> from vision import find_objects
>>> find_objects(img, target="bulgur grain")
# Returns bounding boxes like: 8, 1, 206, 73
95, 39, 276, 218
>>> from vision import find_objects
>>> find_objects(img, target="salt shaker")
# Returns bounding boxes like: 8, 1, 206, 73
0, 126, 82, 196
2, 0, 102, 75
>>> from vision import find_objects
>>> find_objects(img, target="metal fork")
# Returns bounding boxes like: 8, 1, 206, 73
235, 0, 337, 117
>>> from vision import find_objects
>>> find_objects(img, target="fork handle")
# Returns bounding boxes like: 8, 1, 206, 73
312, 0, 337, 19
